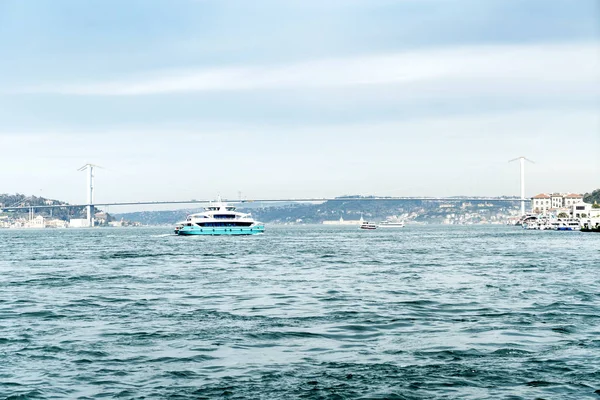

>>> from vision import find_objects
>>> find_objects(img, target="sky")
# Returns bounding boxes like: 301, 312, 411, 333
1, 0, 599, 209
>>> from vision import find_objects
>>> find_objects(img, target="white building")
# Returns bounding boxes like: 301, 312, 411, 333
572, 202, 600, 219
45, 218, 68, 228
69, 218, 88, 228
531, 193, 584, 214
531, 194, 552, 213
27, 215, 45, 228
550, 193, 563, 209
573, 201, 600, 229
564, 193, 584, 207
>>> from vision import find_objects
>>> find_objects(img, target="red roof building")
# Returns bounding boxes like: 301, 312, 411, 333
531, 193, 583, 213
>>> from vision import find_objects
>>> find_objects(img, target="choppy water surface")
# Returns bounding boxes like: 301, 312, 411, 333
1, 225, 599, 399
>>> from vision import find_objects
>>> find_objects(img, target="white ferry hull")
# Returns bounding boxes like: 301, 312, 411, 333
176, 224, 265, 235
173, 199, 264, 236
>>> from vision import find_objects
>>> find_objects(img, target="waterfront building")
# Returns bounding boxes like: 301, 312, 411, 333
550, 193, 563, 209
45, 218, 68, 228
94, 212, 108, 225
572, 202, 600, 219
531, 194, 551, 213
26, 215, 45, 228
69, 218, 89, 228
531, 193, 583, 214
564, 193, 584, 207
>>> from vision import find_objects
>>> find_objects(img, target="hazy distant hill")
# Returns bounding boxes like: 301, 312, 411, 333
112, 208, 201, 226
113, 196, 520, 225
6, 189, 597, 225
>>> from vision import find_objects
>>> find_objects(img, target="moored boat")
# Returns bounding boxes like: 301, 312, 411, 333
518, 214, 538, 227
581, 226, 600, 232
523, 217, 581, 231
581, 220, 600, 232
555, 218, 581, 231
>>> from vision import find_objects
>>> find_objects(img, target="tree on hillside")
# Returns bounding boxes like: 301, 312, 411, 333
0, 193, 87, 221
583, 189, 600, 204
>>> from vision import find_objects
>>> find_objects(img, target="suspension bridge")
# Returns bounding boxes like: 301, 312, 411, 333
1, 158, 533, 227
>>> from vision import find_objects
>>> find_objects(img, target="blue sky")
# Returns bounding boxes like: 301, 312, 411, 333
0, 0, 599, 207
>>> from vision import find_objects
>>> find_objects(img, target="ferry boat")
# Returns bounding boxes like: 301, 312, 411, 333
517, 214, 538, 227
523, 217, 581, 231
174, 200, 264, 236
555, 218, 581, 231
359, 221, 378, 230
523, 217, 553, 230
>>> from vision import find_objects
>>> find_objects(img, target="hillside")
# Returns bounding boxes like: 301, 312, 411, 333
114, 196, 520, 225
1, 193, 88, 220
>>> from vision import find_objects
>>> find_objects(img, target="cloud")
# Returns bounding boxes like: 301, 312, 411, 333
19, 42, 600, 96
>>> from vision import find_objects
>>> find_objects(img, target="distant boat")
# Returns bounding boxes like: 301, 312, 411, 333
378, 217, 405, 228
359, 221, 377, 230
174, 199, 264, 236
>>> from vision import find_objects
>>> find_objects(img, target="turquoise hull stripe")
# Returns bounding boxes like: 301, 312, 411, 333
176, 225, 265, 236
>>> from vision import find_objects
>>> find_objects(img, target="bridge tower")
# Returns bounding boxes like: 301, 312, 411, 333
509, 156, 534, 216
78, 164, 100, 227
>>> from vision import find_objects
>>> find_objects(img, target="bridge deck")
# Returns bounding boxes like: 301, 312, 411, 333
2, 197, 525, 211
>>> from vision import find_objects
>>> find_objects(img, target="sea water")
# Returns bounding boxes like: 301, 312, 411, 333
1, 225, 599, 399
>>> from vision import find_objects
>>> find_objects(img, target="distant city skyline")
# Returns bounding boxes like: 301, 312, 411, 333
1, 0, 599, 208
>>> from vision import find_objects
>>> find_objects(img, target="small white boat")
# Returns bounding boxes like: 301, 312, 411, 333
378, 219, 405, 228
359, 221, 378, 230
